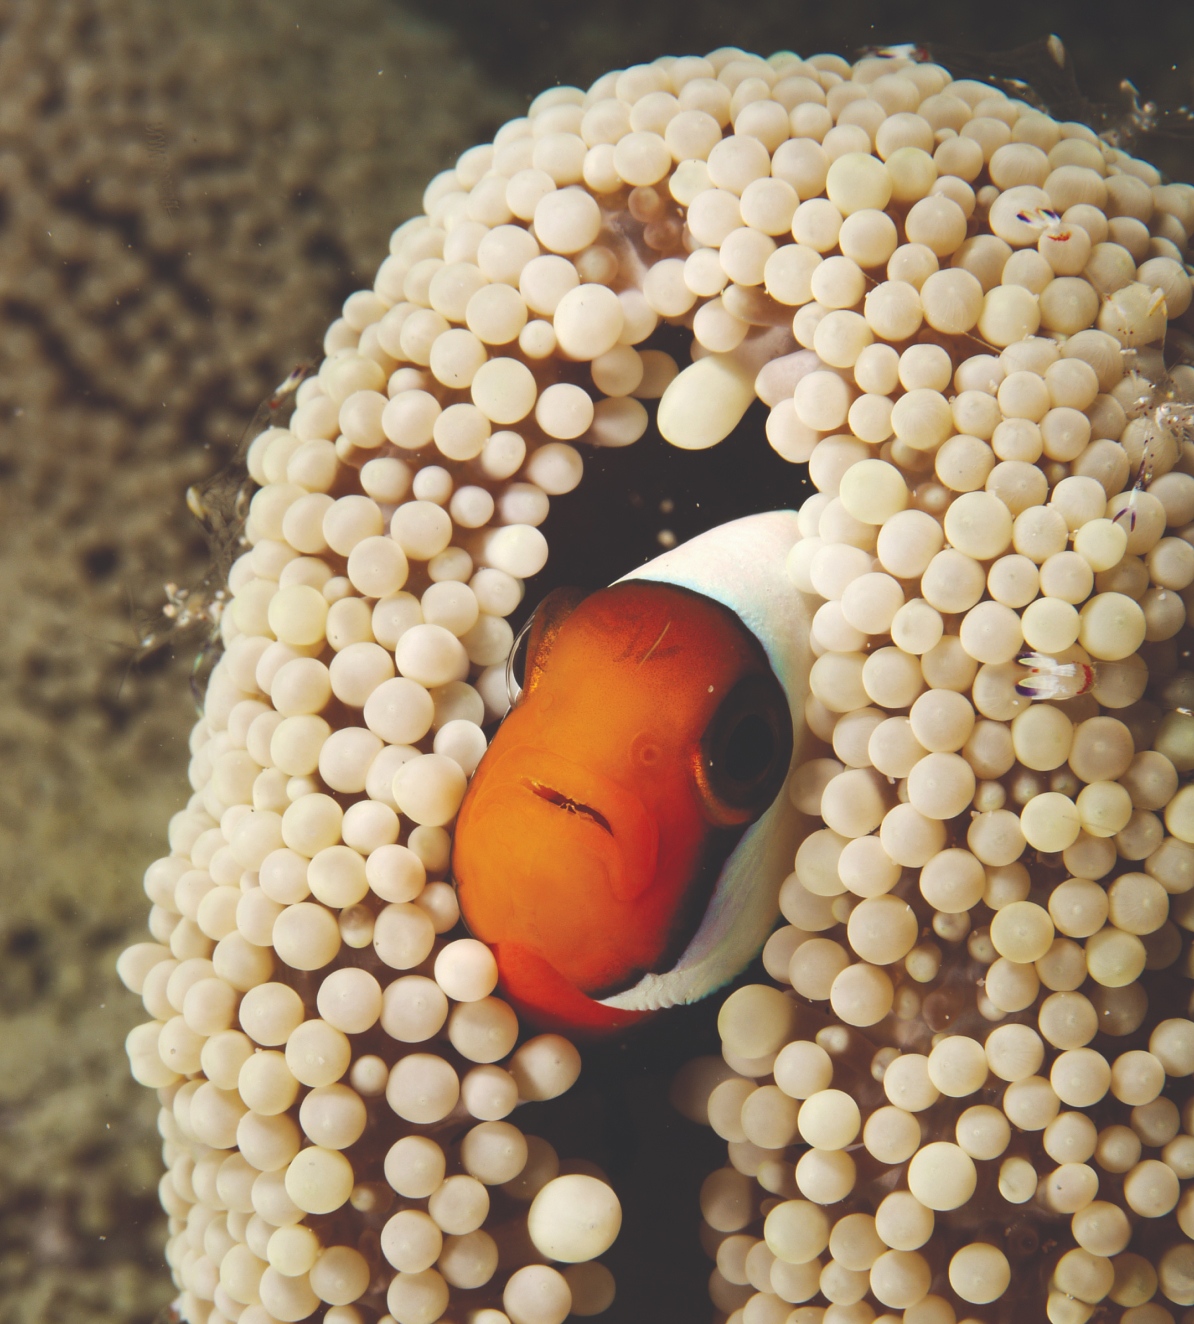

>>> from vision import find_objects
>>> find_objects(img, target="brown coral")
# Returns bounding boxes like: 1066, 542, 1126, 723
0, 3, 514, 1319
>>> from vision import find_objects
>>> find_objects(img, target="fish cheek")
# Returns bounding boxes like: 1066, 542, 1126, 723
452, 789, 517, 939
630, 762, 707, 892
652, 822, 748, 974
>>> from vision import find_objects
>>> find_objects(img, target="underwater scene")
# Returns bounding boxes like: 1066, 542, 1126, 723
6, 2, 1194, 1323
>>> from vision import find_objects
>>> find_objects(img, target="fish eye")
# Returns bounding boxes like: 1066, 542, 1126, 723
723, 711, 776, 782
505, 616, 535, 708
695, 671, 793, 825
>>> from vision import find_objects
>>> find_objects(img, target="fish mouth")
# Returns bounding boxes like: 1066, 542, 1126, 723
454, 744, 661, 995
481, 745, 658, 903
523, 779, 614, 834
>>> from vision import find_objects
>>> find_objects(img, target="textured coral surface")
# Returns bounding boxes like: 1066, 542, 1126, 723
12, 1, 1194, 1323
0, 2, 513, 1319
116, 22, 1194, 1324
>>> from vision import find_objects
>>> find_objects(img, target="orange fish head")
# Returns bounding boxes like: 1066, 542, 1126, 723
452, 580, 793, 1036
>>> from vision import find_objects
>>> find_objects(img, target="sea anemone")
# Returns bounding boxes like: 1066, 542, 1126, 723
120, 40, 1194, 1324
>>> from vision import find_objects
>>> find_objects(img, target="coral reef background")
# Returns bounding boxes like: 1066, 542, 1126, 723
0, 3, 516, 1318
2, 0, 1192, 1321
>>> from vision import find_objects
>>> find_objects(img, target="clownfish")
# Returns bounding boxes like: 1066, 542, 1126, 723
452, 512, 813, 1035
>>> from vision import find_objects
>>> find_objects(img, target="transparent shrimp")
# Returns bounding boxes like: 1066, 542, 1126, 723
1014, 206, 1069, 241
1111, 349, 1194, 532
1014, 651, 1096, 700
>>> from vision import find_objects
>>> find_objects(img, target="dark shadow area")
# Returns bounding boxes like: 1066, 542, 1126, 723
528, 401, 815, 603
402, 0, 1194, 179
517, 953, 777, 1323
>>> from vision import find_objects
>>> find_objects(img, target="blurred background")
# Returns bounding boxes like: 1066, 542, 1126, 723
1, 1, 1192, 1320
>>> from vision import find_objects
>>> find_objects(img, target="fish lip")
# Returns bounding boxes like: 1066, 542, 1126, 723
489, 940, 651, 1037
522, 778, 614, 834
